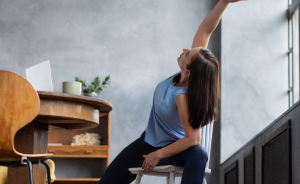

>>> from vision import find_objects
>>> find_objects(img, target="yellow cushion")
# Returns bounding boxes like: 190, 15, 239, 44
0, 166, 7, 184
46, 159, 56, 183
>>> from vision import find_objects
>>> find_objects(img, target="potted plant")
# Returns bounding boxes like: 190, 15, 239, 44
75, 75, 110, 98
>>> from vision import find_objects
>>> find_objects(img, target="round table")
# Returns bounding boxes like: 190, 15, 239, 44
7, 91, 112, 184
36, 91, 112, 130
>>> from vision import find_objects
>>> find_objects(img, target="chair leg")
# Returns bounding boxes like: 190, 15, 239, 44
41, 160, 51, 184
169, 172, 175, 184
202, 177, 207, 184
22, 159, 34, 184
166, 176, 170, 184
135, 172, 143, 184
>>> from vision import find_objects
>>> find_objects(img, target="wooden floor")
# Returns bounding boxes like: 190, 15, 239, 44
53, 178, 100, 184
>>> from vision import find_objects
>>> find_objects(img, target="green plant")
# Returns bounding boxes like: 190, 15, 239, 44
75, 75, 110, 94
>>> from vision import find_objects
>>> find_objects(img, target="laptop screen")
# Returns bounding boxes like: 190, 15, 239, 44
25, 60, 53, 92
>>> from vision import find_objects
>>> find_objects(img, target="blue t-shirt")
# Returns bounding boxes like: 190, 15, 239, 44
144, 71, 188, 147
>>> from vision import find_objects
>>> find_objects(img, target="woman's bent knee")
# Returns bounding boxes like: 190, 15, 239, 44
185, 145, 208, 160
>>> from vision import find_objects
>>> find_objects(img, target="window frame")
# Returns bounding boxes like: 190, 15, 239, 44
288, 0, 300, 107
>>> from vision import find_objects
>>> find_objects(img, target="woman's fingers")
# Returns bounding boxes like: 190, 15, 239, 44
145, 165, 149, 173
142, 153, 157, 173
142, 161, 149, 172
148, 166, 153, 173
146, 165, 150, 173
146, 164, 150, 172
142, 154, 147, 170
144, 165, 153, 173
143, 163, 148, 172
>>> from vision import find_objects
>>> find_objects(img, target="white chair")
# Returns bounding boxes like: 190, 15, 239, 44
129, 122, 214, 184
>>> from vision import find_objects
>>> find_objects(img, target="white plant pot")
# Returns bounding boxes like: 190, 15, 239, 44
83, 92, 98, 98
62, 82, 82, 95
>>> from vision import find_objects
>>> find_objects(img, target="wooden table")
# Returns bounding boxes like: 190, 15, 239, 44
7, 91, 112, 184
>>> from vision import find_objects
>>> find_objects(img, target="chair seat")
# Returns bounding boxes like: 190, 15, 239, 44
129, 165, 211, 177
2, 153, 53, 162
21, 153, 53, 161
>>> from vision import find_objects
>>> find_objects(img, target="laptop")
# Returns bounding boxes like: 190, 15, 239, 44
25, 60, 53, 92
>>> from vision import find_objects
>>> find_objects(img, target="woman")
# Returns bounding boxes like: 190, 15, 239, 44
98, 0, 244, 183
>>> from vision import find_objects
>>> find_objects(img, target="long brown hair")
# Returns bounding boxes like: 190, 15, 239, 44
173, 48, 220, 129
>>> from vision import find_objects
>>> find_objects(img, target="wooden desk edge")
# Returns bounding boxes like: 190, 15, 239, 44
37, 91, 112, 112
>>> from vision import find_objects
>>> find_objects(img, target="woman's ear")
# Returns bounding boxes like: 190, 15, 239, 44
185, 70, 190, 77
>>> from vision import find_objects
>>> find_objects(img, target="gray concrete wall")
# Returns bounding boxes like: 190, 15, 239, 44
0, 0, 220, 183
221, 0, 288, 163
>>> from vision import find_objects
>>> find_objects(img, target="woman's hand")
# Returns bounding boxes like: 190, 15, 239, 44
141, 151, 161, 173
221, 0, 247, 3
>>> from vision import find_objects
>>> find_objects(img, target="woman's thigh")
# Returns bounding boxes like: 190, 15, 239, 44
157, 145, 207, 166
97, 132, 156, 184
157, 145, 208, 184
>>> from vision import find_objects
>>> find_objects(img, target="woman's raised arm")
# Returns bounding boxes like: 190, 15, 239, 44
192, 0, 246, 49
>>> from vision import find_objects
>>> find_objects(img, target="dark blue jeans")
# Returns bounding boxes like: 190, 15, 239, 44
97, 131, 208, 184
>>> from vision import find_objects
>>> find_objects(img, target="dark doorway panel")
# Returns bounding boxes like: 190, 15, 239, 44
262, 121, 291, 184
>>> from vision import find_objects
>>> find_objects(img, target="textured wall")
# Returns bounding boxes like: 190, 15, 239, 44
221, 0, 288, 163
0, 0, 220, 183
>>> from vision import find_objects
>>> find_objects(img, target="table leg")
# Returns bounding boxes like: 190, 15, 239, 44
7, 121, 48, 184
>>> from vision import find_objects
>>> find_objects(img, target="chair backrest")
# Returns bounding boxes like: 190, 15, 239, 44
200, 121, 214, 169
0, 70, 40, 160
